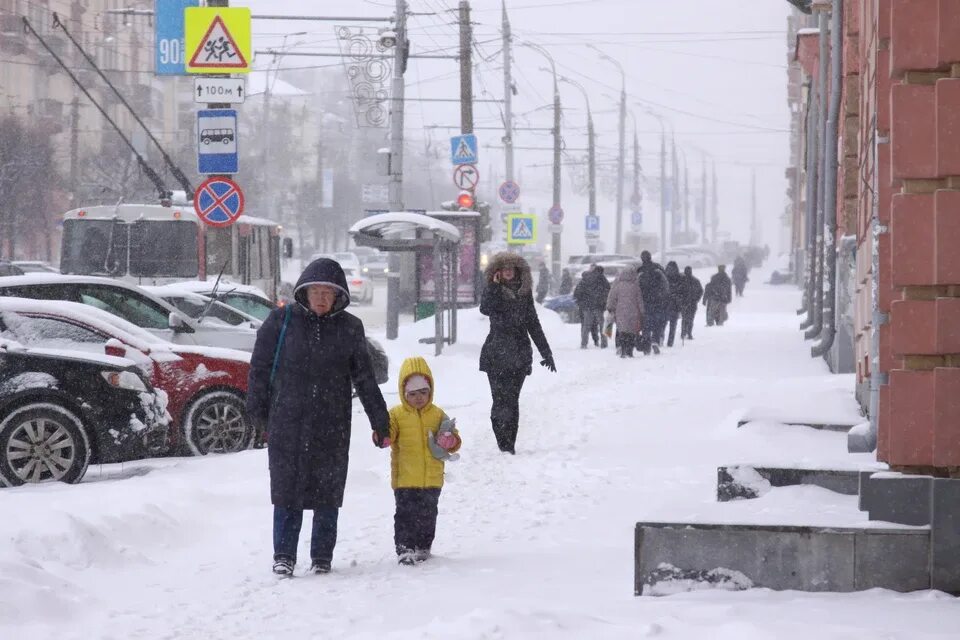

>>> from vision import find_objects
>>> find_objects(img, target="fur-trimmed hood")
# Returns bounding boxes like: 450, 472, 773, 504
484, 252, 533, 296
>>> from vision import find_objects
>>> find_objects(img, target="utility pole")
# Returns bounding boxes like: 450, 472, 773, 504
386, 0, 408, 340
682, 153, 689, 235
750, 168, 759, 246
671, 136, 679, 246
659, 126, 667, 260
501, 1, 513, 183
550, 72, 562, 281
69, 96, 80, 200
711, 161, 719, 242
615, 81, 626, 254
700, 156, 708, 245
459, 1, 473, 135
587, 106, 596, 254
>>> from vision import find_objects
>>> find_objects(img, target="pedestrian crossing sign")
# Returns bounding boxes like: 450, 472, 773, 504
507, 214, 537, 245
450, 134, 479, 165
185, 7, 251, 74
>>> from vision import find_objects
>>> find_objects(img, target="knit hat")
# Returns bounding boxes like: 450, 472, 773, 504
404, 374, 431, 394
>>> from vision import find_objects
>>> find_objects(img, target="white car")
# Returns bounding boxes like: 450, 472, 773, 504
0, 274, 259, 352
142, 287, 263, 328
310, 252, 362, 273
146, 280, 276, 322
343, 267, 374, 305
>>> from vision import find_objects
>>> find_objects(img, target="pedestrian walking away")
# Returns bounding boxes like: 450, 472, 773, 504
246, 258, 391, 577
703, 265, 733, 327
573, 264, 611, 349
664, 261, 685, 347
606, 267, 645, 358
479, 253, 556, 454
732, 255, 750, 297
680, 266, 704, 340
388, 357, 461, 565
558, 268, 574, 296
536, 262, 551, 304
636, 251, 670, 354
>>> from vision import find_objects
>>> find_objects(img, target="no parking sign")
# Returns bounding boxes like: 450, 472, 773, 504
193, 176, 245, 227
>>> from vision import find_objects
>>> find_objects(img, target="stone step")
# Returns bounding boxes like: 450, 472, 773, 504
718, 465, 861, 501
635, 521, 931, 596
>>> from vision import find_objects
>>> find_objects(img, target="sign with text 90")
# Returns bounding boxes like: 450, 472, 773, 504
155, 0, 199, 76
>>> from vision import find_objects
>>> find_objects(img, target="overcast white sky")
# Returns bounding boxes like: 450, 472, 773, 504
242, 0, 793, 254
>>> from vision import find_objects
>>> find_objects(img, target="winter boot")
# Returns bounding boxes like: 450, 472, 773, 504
398, 548, 417, 566
310, 559, 332, 574
272, 556, 295, 577
414, 549, 431, 563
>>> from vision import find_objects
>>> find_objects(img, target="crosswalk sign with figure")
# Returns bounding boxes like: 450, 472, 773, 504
507, 214, 537, 245
450, 134, 478, 165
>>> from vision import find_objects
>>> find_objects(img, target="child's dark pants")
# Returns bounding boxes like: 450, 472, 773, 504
394, 488, 442, 554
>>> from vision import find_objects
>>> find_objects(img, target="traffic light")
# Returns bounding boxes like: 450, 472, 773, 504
456, 191, 475, 210
476, 200, 492, 242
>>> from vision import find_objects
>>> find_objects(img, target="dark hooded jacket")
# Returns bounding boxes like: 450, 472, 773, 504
479, 253, 552, 376
246, 258, 389, 509
680, 267, 704, 311
573, 267, 611, 311
637, 256, 670, 314
664, 261, 685, 316
704, 268, 733, 304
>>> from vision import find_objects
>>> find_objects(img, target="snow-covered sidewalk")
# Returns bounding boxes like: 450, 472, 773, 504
3, 276, 959, 639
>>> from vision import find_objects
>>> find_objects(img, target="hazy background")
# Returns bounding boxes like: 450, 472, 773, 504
244, 0, 792, 256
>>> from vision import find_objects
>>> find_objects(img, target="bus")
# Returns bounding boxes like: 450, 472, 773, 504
59, 204, 286, 301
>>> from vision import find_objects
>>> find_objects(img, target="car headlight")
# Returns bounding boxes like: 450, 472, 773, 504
383, 267, 389, 273
101, 371, 148, 392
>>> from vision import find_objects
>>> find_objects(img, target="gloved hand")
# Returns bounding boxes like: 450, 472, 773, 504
540, 353, 557, 373
372, 431, 392, 448
436, 432, 458, 450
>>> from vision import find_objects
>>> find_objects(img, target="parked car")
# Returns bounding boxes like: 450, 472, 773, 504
11, 261, 58, 274
0, 274, 258, 351
0, 261, 24, 277
0, 337, 170, 486
343, 267, 374, 305
149, 280, 276, 321
142, 287, 262, 328
543, 294, 580, 324
309, 252, 362, 273
0, 297, 254, 456
359, 251, 389, 280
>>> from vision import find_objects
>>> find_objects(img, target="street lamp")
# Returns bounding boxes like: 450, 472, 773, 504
590, 46, 627, 254
636, 104, 672, 260
522, 41, 563, 282
560, 75, 598, 253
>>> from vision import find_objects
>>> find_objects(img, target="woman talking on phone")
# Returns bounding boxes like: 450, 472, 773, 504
479, 253, 556, 454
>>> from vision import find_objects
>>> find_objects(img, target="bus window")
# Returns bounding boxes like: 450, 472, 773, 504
258, 228, 271, 279
61, 219, 125, 275
206, 226, 233, 276
129, 220, 199, 278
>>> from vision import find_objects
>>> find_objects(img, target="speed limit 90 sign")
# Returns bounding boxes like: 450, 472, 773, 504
156, 0, 199, 76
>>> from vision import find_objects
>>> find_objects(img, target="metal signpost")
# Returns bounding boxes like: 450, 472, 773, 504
197, 109, 239, 174
155, 0, 199, 76
193, 176, 245, 227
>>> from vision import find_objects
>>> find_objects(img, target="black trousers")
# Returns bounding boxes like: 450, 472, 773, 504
487, 370, 527, 452
681, 308, 697, 339
666, 312, 680, 347
616, 331, 637, 357
394, 488, 441, 555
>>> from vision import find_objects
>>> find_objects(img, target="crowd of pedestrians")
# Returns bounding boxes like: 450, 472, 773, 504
544, 250, 750, 358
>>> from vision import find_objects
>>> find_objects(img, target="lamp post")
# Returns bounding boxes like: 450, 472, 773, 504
560, 75, 597, 253
636, 105, 670, 259
522, 41, 563, 282
590, 46, 626, 254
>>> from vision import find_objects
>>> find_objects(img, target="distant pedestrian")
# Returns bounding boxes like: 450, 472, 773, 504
388, 357, 461, 565
637, 251, 670, 354
732, 256, 749, 297
536, 262, 551, 304
664, 261, 685, 347
606, 267, 645, 358
679, 266, 703, 340
558, 268, 573, 296
703, 265, 733, 327
480, 253, 556, 454
246, 258, 390, 577
573, 264, 611, 349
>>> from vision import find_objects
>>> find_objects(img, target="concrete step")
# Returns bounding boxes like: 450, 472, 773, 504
635, 521, 930, 595
736, 418, 859, 432
718, 465, 861, 501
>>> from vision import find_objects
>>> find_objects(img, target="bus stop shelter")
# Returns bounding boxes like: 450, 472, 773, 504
349, 212, 461, 355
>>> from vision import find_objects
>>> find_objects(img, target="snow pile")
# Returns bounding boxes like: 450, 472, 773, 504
0, 372, 58, 395
642, 563, 754, 596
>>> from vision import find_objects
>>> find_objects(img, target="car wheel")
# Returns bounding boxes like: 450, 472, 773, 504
0, 403, 91, 486
183, 391, 252, 456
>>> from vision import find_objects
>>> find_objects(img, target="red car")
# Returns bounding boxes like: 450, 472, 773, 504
0, 297, 253, 456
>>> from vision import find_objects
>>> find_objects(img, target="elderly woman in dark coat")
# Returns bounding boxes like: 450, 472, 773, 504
479, 253, 556, 454
247, 258, 390, 577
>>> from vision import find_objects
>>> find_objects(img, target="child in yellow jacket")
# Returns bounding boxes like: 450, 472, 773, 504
388, 356, 461, 565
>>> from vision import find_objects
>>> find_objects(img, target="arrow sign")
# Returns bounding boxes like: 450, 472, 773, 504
453, 164, 480, 190
194, 77, 246, 104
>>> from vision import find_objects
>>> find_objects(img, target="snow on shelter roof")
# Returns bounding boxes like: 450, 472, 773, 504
349, 212, 461, 243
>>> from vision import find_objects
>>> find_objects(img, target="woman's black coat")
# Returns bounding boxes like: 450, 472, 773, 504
247, 259, 389, 509
479, 255, 552, 377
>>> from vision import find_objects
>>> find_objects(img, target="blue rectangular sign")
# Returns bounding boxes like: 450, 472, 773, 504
197, 109, 239, 174
585, 215, 600, 232
631, 211, 643, 226
155, 0, 198, 76
450, 134, 478, 165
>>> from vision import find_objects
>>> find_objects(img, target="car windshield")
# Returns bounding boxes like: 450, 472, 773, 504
0, 312, 107, 350
164, 296, 248, 326
219, 293, 274, 321
61, 219, 199, 278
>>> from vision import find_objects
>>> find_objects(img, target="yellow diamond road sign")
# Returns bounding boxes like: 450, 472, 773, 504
507, 214, 537, 245
185, 7, 251, 74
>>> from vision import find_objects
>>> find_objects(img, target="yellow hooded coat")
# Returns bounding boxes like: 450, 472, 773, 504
389, 357, 461, 489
